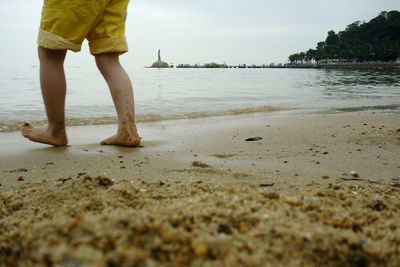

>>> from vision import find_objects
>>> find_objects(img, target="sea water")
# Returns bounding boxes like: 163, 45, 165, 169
0, 66, 399, 131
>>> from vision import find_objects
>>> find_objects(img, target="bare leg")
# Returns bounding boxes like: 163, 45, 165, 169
21, 47, 68, 146
95, 53, 140, 147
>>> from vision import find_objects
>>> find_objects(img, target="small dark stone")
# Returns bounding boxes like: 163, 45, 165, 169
217, 224, 232, 234
10, 168, 28, 173
245, 137, 263, 142
95, 176, 114, 187
58, 177, 72, 183
192, 161, 210, 168
260, 182, 275, 187
369, 199, 387, 211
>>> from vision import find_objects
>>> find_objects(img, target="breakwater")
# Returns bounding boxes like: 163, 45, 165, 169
175, 62, 400, 69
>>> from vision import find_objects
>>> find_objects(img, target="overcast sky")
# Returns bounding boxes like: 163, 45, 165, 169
0, 0, 398, 68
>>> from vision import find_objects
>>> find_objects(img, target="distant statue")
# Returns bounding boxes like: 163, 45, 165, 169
151, 49, 169, 68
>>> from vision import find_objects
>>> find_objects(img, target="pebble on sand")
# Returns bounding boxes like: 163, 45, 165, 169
245, 137, 263, 142
95, 176, 114, 187
192, 161, 210, 168
259, 182, 275, 187
350, 171, 359, 178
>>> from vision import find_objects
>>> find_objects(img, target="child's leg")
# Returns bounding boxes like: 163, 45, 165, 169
21, 47, 68, 146
95, 53, 140, 147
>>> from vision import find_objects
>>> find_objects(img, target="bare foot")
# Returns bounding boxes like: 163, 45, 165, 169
101, 131, 141, 147
21, 122, 68, 147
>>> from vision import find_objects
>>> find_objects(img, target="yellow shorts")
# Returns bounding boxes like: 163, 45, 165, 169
38, 0, 129, 55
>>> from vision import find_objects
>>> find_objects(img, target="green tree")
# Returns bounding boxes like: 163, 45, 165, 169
288, 11, 400, 63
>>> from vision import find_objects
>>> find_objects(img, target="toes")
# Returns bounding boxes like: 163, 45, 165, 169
22, 122, 33, 129
100, 138, 112, 145
21, 122, 33, 137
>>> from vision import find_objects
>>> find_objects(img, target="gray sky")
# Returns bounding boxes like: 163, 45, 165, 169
0, 0, 398, 68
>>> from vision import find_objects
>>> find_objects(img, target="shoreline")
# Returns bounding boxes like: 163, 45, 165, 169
0, 105, 286, 133
1, 110, 400, 266
1, 103, 399, 133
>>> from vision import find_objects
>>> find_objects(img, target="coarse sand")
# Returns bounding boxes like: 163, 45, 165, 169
1, 111, 400, 266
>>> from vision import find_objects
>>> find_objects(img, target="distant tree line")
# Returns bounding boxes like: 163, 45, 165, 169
289, 11, 400, 63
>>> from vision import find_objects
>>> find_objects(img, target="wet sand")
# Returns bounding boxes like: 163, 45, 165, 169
1, 110, 400, 266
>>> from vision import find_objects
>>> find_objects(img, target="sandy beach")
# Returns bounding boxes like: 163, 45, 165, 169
1, 110, 400, 266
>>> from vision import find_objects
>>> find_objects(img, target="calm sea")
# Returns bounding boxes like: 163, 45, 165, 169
1, 66, 399, 131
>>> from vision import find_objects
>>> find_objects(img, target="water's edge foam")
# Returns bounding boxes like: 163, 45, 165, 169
1, 104, 399, 133
0, 106, 285, 132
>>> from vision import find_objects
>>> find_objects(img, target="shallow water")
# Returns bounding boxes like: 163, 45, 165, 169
0, 66, 399, 131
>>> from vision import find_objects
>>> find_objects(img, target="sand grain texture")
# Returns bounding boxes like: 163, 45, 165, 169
1, 111, 399, 266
